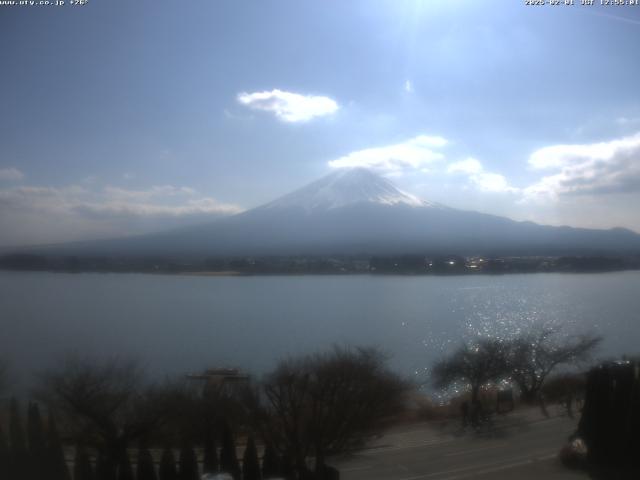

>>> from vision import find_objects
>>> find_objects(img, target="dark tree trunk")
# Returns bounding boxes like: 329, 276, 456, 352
471, 384, 480, 403
104, 437, 128, 480
519, 387, 536, 404
46, 412, 71, 480
178, 445, 199, 480
9, 398, 28, 480
219, 423, 241, 480
0, 424, 10, 480
96, 453, 117, 480
159, 448, 178, 480
314, 447, 325, 474
280, 451, 294, 480
202, 430, 218, 474
116, 452, 134, 480
74, 445, 95, 480
242, 436, 261, 480
27, 402, 47, 480
136, 446, 157, 480
260, 442, 279, 479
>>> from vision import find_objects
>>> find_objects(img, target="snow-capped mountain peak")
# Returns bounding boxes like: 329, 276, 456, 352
260, 168, 435, 212
23, 167, 640, 258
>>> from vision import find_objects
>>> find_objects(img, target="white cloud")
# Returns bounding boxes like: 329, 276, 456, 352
524, 132, 640, 199
447, 157, 517, 194
447, 158, 483, 175
72, 198, 241, 219
0, 183, 243, 245
616, 117, 639, 126
404, 80, 414, 93
0, 185, 242, 228
102, 185, 197, 202
0, 167, 25, 181
0, 184, 242, 246
237, 89, 338, 122
328, 135, 448, 173
470, 172, 516, 193
529, 133, 640, 170
0, 185, 88, 214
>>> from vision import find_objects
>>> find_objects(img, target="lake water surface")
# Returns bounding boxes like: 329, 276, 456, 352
2, 271, 640, 390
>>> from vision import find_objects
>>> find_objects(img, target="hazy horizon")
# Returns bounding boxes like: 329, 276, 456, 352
2, 1, 640, 246
3, 167, 640, 252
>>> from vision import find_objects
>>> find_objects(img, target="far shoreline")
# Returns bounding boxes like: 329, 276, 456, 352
2, 252, 639, 277
2, 267, 640, 278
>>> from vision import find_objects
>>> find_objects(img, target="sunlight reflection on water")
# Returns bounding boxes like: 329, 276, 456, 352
0, 271, 636, 394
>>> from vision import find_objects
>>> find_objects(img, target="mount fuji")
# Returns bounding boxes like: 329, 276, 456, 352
257, 168, 434, 211
17, 168, 640, 257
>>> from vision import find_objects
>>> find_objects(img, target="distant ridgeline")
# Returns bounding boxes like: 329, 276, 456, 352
3, 170, 640, 272
1, 253, 639, 275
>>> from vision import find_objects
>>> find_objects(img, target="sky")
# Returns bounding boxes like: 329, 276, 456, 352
1, 0, 640, 246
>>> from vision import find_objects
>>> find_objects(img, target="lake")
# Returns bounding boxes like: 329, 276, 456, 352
1, 271, 640, 391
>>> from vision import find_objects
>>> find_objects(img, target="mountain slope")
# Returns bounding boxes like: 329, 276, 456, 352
17, 168, 640, 257
257, 168, 435, 211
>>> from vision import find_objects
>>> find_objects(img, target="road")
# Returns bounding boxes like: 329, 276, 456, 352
336, 410, 588, 480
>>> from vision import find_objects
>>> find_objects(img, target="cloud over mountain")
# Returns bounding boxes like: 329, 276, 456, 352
448, 158, 518, 194
525, 132, 640, 199
328, 135, 448, 173
16, 168, 640, 257
0, 183, 242, 246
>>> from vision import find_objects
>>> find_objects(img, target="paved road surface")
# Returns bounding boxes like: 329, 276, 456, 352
336, 410, 587, 480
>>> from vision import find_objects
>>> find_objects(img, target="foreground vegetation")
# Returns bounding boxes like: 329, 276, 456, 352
0, 347, 407, 480
432, 329, 601, 404
0, 329, 604, 479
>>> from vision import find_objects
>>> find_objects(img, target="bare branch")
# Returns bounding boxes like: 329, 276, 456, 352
34, 354, 172, 465
432, 338, 510, 402
252, 346, 408, 473
506, 330, 601, 402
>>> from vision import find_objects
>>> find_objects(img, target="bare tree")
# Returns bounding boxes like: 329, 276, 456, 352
35, 355, 172, 474
253, 346, 408, 476
152, 375, 250, 453
507, 329, 601, 402
432, 338, 510, 403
